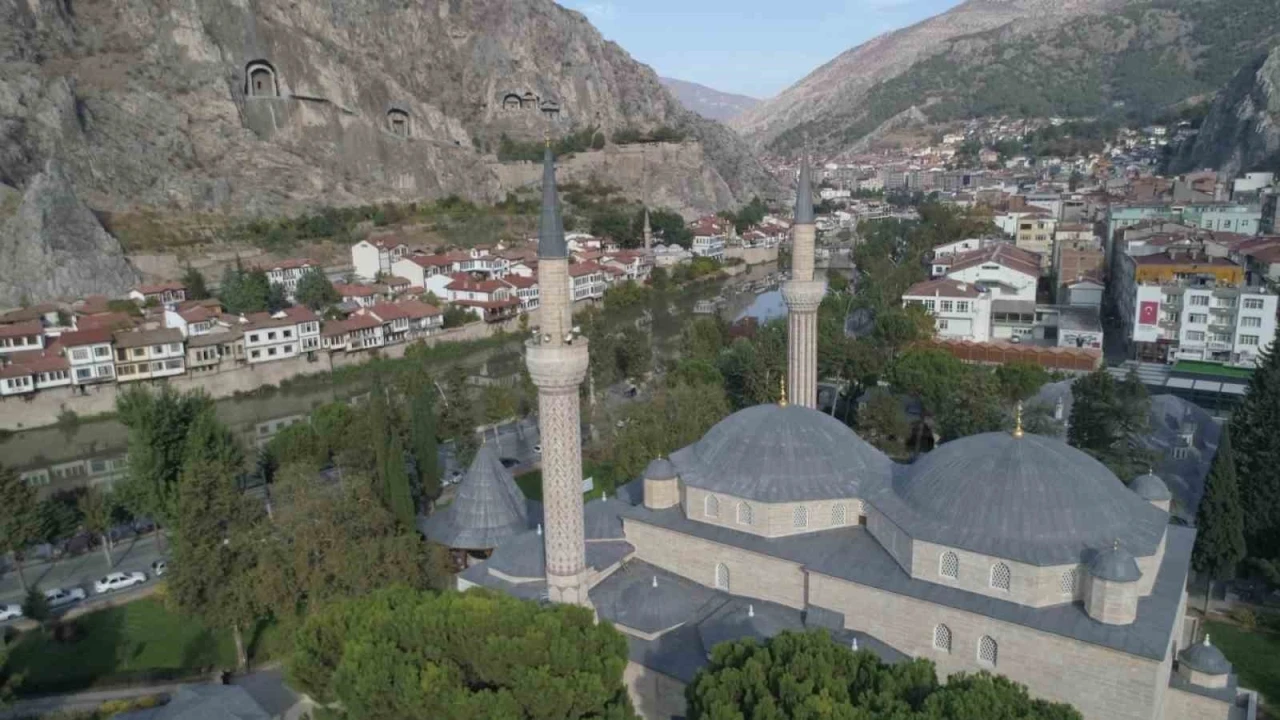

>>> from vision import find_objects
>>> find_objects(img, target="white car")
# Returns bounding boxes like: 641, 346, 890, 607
45, 587, 87, 608
94, 571, 147, 595
533, 444, 542, 454
0, 604, 22, 621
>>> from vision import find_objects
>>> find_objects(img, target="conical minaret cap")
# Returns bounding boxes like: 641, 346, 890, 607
794, 151, 815, 225
538, 146, 567, 258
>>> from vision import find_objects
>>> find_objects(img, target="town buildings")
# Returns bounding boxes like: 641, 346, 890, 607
351, 236, 410, 281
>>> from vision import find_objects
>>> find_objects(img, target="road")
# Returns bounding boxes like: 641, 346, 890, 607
0, 532, 167, 609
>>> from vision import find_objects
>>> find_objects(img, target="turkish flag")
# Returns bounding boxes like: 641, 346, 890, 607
1139, 301, 1159, 326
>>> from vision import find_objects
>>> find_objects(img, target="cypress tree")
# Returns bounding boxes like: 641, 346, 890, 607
1192, 425, 1246, 613
1231, 345, 1280, 558
408, 385, 441, 505
383, 431, 416, 529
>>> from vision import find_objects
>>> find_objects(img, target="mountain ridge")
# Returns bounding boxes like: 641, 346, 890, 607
659, 77, 760, 122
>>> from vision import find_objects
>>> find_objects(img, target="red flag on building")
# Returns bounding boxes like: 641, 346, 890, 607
1139, 301, 1159, 325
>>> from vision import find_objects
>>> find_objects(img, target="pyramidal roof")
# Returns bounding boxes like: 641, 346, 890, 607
538, 146, 567, 259
420, 443, 529, 550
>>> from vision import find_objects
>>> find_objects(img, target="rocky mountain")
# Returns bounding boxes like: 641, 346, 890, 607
660, 77, 759, 122
0, 0, 775, 303
1173, 45, 1280, 176
734, 0, 1280, 155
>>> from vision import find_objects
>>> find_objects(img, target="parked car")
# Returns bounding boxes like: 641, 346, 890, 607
45, 587, 87, 608
533, 444, 542, 454
446, 470, 464, 486
151, 560, 168, 576
0, 604, 22, 622
94, 571, 147, 595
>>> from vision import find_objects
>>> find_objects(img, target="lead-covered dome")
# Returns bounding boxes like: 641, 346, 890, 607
868, 432, 1168, 565
670, 404, 892, 502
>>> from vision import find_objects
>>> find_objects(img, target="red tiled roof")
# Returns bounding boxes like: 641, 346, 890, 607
368, 236, 408, 250
281, 306, 319, 323
1132, 254, 1238, 267
400, 254, 457, 269
396, 300, 442, 319
134, 281, 186, 294
569, 262, 602, 277
260, 258, 316, 271
947, 244, 1041, 277
904, 278, 986, 299
179, 306, 213, 323
58, 327, 115, 347
384, 276, 411, 286
0, 364, 32, 379
76, 295, 113, 315
503, 276, 537, 289
76, 312, 136, 332
0, 320, 42, 338
335, 283, 378, 297
445, 274, 508, 293
453, 298, 521, 310
365, 303, 410, 321
0, 304, 59, 323
322, 315, 382, 337
6, 349, 69, 373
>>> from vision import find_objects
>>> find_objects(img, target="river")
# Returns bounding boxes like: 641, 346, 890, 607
0, 265, 782, 498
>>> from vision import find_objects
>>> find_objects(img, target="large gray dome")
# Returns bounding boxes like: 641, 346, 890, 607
669, 404, 892, 503
868, 432, 1168, 565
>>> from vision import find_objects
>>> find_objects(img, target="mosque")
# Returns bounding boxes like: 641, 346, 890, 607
424, 147, 1251, 720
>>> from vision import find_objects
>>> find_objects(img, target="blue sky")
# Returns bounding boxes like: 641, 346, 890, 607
557, 0, 965, 99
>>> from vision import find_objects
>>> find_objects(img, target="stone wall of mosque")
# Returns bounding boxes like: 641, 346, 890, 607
910, 538, 1085, 608
1161, 687, 1236, 720
680, 484, 863, 539
623, 662, 688, 720
807, 570, 1175, 720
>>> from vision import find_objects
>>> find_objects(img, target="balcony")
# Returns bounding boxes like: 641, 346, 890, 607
1207, 341, 1232, 351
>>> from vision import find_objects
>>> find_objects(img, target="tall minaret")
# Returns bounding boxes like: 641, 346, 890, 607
642, 208, 652, 251
526, 146, 592, 606
781, 150, 826, 409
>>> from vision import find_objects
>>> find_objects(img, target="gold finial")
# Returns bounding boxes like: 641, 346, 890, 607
544, 130, 551, 148
779, 376, 788, 407
1012, 401, 1024, 438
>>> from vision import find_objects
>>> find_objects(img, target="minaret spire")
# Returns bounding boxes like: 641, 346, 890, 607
780, 142, 825, 409
642, 151, 653, 251
526, 145, 591, 607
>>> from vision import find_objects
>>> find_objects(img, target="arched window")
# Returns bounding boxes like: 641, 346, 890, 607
704, 494, 720, 518
990, 562, 1011, 591
737, 502, 754, 526
387, 108, 410, 137
714, 563, 730, 591
245, 61, 278, 98
978, 635, 998, 666
1060, 568, 1079, 596
933, 624, 952, 652
831, 504, 847, 526
793, 506, 808, 529
940, 551, 959, 580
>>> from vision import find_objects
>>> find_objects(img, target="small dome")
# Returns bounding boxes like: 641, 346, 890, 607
671, 404, 892, 503
1088, 545, 1142, 582
1130, 472, 1172, 502
608, 573, 701, 634
870, 432, 1167, 565
644, 457, 676, 480
1180, 636, 1232, 675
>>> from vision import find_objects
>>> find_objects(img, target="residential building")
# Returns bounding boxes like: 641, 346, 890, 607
113, 328, 186, 382
504, 275, 540, 311
396, 300, 445, 337
942, 244, 1041, 302
1055, 240, 1106, 301
58, 327, 117, 386
333, 283, 380, 308
362, 303, 412, 344
128, 282, 187, 306
569, 262, 606, 302
902, 279, 992, 342
352, 236, 410, 280
652, 243, 692, 268
1014, 215, 1057, 268
0, 364, 34, 397
446, 273, 522, 323
0, 350, 72, 392
691, 233, 726, 261
163, 304, 219, 337
393, 253, 456, 292
1063, 279, 1105, 309
186, 329, 244, 374
240, 306, 320, 364
260, 259, 319, 298
0, 320, 46, 355
929, 238, 1004, 277
321, 314, 385, 352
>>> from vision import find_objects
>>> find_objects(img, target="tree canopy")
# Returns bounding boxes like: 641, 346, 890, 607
1193, 425, 1246, 589
295, 268, 341, 311
1066, 369, 1152, 480
116, 386, 215, 530
289, 587, 636, 720
686, 631, 1081, 720
1230, 344, 1280, 559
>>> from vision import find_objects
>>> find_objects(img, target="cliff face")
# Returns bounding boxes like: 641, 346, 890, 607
0, 0, 773, 266
1175, 46, 1280, 176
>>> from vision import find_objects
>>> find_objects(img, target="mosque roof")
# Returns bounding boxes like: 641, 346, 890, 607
670, 404, 892, 503
1179, 636, 1232, 675
868, 431, 1168, 566
1131, 472, 1173, 502
418, 444, 529, 550
795, 153, 814, 224
1089, 544, 1143, 582
538, 147, 567, 259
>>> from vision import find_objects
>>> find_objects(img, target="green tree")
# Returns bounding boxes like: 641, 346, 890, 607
607, 377, 729, 481
687, 631, 1079, 720
383, 431, 417, 528
35, 491, 81, 545
887, 347, 967, 418
294, 268, 341, 310
116, 386, 213, 537
290, 587, 636, 720
857, 391, 910, 455
408, 385, 442, 505
679, 317, 728, 363
442, 305, 474, 328
1192, 426, 1247, 613
78, 488, 117, 570
1067, 369, 1153, 479
182, 266, 210, 301
1230, 345, 1280, 559
995, 362, 1050, 403
937, 369, 1007, 441
21, 586, 50, 626
0, 464, 46, 591
168, 409, 258, 671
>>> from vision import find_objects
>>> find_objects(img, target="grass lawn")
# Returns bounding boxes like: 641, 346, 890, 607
516, 461, 620, 502
7, 598, 284, 696
1172, 360, 1255, 380
1204, 620, 1280, 708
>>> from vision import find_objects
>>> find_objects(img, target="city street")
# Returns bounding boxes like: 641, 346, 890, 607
0, 532, 167, 608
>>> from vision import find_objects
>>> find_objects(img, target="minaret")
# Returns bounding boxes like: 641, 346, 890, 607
642, 208, 652, 251
526, 145, 592, 606
781, 149, 826, 409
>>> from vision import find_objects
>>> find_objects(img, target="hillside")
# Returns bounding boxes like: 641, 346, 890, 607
735, 0, 1280, 155
1173, 45, 1280, 175
660, 77, 760, 122
0, 0, 775, 305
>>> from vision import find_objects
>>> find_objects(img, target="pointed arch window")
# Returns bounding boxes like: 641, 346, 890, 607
990, 562, 1011, 591
933, 624, 952, 652
704, 494, 720, 518
714, 563, 730, 591
831, 504, 847, 526
737, 502, 754, 526
793, 505, 808, 529
978, 635, 998, 666
940, 551, 959, 580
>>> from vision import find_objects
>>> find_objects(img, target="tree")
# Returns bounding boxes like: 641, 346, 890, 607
442, 305, 473, 329
857, 390, 910, 455
78, 488, 117, 570
995, 362, 1050, 404
1230, 345, 1280, 559
1067, 369, 1153, 480
887, 347, 967, 418
937, 369, 1008, 442
0, 464, 43, 591
182, 266, 210, 301
116, 386, 213, 538
168, 408, 259, 671
408, 384, 442, 505
290, 587, 636, 719
607, 377, 729, 481
686, 631, 1080, 720
383, 431, 417, 529
1193, 426, 1247, 613
295, 268, 340, 310
21, 586, 50, 626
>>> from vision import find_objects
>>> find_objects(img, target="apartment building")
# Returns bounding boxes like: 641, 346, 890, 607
261, 259, 319, 298
113, 328, 186, 382
0, 320, 45, 355
941, 244, 1041, 302
240, 307, 320, 364
58, 328, 117, 386
186, 330, 244, 374
128, 282, 187, 306
352, 236, 410, 281
902, 279, 992, 342
569, 262, 606, 302
1014, 215, 1057, 268
321, 314, 385, 352
928, 237, 1003, 277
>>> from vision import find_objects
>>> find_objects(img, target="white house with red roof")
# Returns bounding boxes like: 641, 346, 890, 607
943, 244, 1041, 302
902, 278, 993, 343
260, 258, 320, 298
361, 303, 413, 343
351, 236, 410, 281
503, 275, 540, 311
0, 320, 45, 355
239, 306, 320, 364
689, 217, 727, 260
164, 303, 220, 337
321, 314, 384, 352
569, 262, 606, 302
602, 250, 652, 282
333, 282, 381, 308
393, 253, 457, 291
129, 282, 187, 306
396, 299, 445, 336
0, 348, 72, 396
445, 274, 521, 322
112, 327, 186, 382
58, 327, 117, 386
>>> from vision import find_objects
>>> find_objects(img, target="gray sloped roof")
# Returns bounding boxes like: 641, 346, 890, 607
115, 685, 269, 720
1131, 472, 1172, 501
593, 562, 722, 635
1179, 637, 1232, 675
1089, 545, 1142, 582
869, 431, 1168, 565
794, 153, 814, 224
484, 528, 634, 580
671, 404, 893, 503
537, 147, 567, 259
644, 457, 675, 480
584, 497, 631, 540
420, 444, 528, 550
697, 597, 806, 654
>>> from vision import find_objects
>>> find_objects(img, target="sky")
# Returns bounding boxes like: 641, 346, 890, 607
557, 0, 966, 99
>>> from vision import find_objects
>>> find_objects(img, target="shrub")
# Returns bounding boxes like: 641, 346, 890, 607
1229, 606, 1258, 630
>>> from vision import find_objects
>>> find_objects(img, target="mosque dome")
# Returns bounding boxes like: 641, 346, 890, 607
1130, 472, 1172, 502
644, 457, 676, 480
1089, 544, 1142, 582
868, 432, 1168, 565
670, 404, 892, 503
1179, 637, 1232, 675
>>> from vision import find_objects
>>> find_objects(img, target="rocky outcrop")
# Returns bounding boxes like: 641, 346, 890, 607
1174, 47, 1280, 176
0, 160, 140, 306
0, 0, 773, 228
